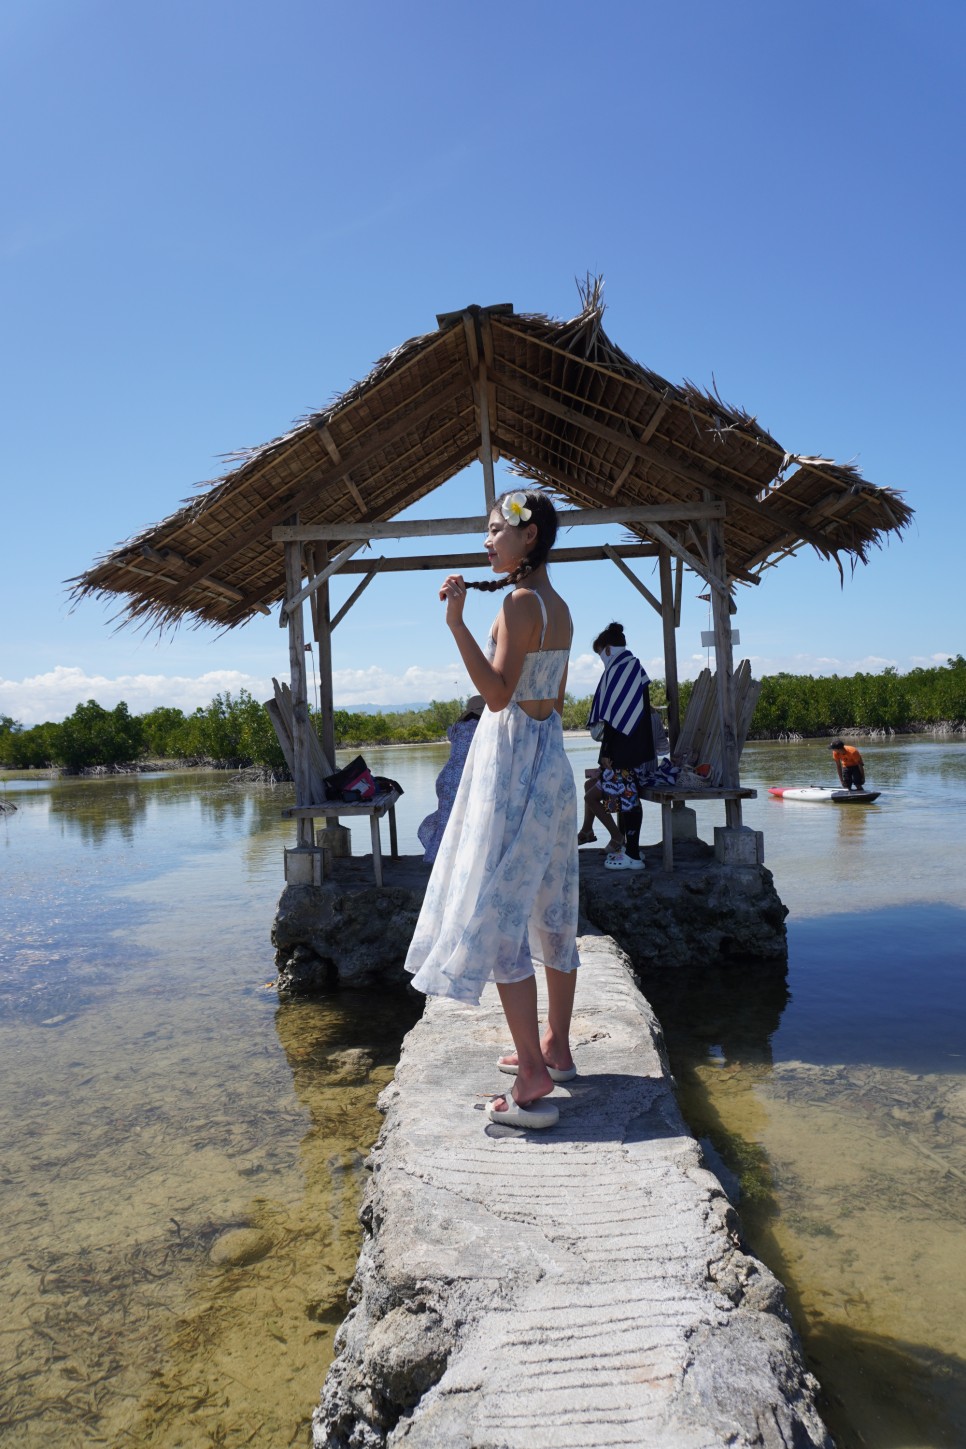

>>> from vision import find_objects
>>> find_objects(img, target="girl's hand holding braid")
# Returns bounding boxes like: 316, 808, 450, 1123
439, 573, 467, 631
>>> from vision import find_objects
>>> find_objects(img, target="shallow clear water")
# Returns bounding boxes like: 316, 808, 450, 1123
636, 737, 966, 1449
0, 771, 420, 1446
1, 738, 964, 1447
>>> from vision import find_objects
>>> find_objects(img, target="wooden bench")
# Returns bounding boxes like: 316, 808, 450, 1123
640, 786, 757, 872
266, 678, 404, 886
281, 788, 402, 887
639, 661, 761, 871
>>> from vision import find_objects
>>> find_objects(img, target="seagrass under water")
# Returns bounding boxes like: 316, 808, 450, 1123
1, 740, 964, 1447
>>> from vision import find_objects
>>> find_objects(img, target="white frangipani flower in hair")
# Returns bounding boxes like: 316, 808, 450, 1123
501, 492, 532, 526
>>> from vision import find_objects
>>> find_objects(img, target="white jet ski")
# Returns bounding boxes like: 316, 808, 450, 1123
768, 786, 881, 804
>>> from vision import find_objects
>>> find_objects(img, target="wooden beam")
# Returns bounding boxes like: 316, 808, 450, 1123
477, 357, 497, 510
272, 501, 726, 543
333, 543, 659, 574
174, 372, 471, 593
304, 545, 322, 640
312, 545, 336, 767
479, 312, 500, 503
489, 367, 839, 554
331, 567, 380, 629
602, 545, 662, 616
279, 541, 364, 623
608, 397, 669, 496
482, 431, 754, 587
316, 424, 367, 513
706, 514, 740, 793
139, 544, 271, 614
639, 520, 729, 600
745, 488, 865, 569
461, 311, 496, 509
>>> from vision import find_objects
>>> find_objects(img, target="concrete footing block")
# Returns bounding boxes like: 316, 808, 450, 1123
714, 825, 765, 866
315, 824, 352, 858
671, 803, 698, 840
284, 846, 326, 886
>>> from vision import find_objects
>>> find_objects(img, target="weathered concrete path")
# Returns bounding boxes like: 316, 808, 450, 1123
315, 931, 830, 1448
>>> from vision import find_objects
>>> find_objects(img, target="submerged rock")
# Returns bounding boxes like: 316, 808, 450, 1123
208, 1227, 273, 1268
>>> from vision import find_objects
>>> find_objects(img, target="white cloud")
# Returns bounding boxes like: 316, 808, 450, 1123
331, 662, 475, 706
0, 667, 273, 726
3, 647, 955, 727
910, 652, 958, 669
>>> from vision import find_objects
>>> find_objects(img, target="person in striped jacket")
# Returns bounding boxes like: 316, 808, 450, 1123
581, 621, 656, 871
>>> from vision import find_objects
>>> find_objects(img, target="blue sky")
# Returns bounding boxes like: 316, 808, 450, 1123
1, 0, 963, 724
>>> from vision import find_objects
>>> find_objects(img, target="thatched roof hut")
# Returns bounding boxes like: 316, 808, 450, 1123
73, 285, 913, 872
72, 285, 912, 634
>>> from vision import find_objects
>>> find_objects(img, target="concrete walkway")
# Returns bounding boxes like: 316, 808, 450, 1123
315, 931, 830, 1448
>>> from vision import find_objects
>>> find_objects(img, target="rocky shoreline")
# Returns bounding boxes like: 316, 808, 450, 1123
272, 842, 788, 994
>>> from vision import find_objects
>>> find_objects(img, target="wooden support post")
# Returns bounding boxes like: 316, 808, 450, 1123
313, 545, 337, 772
706, 509, 740, 792
284, 534, 314, 847
659, 547, 681, 750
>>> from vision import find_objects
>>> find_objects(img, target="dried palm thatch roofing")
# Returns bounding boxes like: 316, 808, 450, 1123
73, 283, 913, 633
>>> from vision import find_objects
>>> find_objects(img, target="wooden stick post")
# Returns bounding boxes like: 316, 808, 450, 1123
283, 530, 314, 847
313, 544, 337, 770
659, 546, 681, 749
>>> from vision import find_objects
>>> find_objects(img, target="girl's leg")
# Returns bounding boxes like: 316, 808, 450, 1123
542, 964, 577, 1072
497, 963, 577, 1076
494, 976, 555, 1107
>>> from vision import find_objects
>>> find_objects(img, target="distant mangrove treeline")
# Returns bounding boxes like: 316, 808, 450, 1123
2, 657, 964, 771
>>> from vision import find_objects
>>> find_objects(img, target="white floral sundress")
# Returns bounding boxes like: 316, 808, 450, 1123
405, 593, 580, 1004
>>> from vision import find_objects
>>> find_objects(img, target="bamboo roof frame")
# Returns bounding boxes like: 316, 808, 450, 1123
72, 281, 913, 632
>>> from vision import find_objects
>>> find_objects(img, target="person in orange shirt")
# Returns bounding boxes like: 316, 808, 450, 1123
828, 738, 866, 790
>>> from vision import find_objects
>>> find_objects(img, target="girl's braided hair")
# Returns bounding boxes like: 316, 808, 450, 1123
465, 490, 559, 593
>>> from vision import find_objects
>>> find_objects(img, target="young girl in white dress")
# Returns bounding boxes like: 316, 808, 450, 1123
404, 490, 580, 1130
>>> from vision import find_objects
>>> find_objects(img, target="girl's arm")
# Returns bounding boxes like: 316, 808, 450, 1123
439, 577, 541, 711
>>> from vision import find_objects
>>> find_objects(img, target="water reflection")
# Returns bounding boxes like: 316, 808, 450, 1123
48, 781, 150, 845
639, 955, 790, 1069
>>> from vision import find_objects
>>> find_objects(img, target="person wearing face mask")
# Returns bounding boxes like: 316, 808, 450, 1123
582, 621, 656, 871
